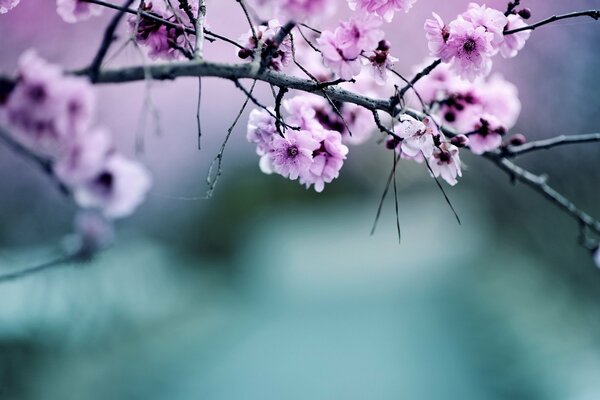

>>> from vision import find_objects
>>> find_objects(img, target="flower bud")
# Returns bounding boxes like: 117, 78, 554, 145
509, 133, 527, 146
518, 8, 532, 19
450, 134, 469, 148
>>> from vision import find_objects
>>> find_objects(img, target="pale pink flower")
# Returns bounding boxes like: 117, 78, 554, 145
283, 96, 323, 131
395, 115, 436, 159
424, 13, 449, 58
500, 14, 531, 58
477, 73, 521, 129
461, 3, 508, 47
348, 0, 418, 22
238, 20, 292, 71
366, 40, 398, 85
317, 30, 362, 80
73, 154, 152, 219
341, 103, 375, 145
336, 16, 384, 57
467, 114, 505, 155
54, 127, 114, 186
0, 0, 19, 14
441, 18, 494, 81
56, 0, 103, 23
428, 142, 462, 186
300, 129, 349, 192
3, 51, 95, 157
266, 130, 320, 180
247, 108, 277, 156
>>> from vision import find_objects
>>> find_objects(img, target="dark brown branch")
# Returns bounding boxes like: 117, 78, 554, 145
504, 10, 600, 35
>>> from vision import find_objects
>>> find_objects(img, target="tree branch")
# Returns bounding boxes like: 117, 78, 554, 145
505, 133, 600, 157
504, 9, 600, 35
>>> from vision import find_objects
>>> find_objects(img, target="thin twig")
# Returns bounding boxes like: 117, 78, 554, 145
396, 59, 442, 101
505, 10, 600, 35
0, 255, 79, 284
87, 0, 135, 82
505, 133, 600, 157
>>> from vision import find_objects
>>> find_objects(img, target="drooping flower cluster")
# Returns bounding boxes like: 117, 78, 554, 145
129, 1, 199, 60
348, 0, 418, 22
237, 20, 293, 71
425, 3, 531, 80
386, 115, 465, 185
412, 60, 521, 154
0, 51, 151, 219
247, 95, 350, 192
317, 16, 399, 82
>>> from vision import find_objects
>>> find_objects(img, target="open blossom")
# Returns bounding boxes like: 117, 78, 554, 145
317, 30, 362, 80
300, 129, 349, 192
440, 18, 494, 81
263, 130, 320, 180
429, 142, 462, 186
461, 3, 507, 47
366, 40, 398, 85
56, 0, 103, 23
238, 20, 292, 71
336, 16, 384, 57
348, 0, 418, 22
424, 13, 449, 58
73, 154, 152, 219
129, 2, 191, 60
0, 0, 19, 13
467, 114, 506, 154
500, 14, 531, 58
247, 108, 277, 156
54, 127, 114, 186
2, 51, 95, 157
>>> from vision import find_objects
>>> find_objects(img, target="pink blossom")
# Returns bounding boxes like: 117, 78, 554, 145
73, 154, 152, 219
247, 108, 277, 156
237, 20, 292, 71
441, 18, 494, 81
429, 142, 462, 186
395, 115, 436, 159
54, 127, 114, 186
265, 130, 320, 180
348, 0, 418, 22
500, 15, 531, 58
317, 30, 362, 80
424, 13, 449, 58
366, 40, 398, 85
3, 51, 95, 158
56, 0, 102, 23
341, 103, 375, 145
478, 73, 521, 129
467, 114, 505, 155
336, 16, 384, 57
300, 129, 349, 192
0, 0, 19, 14
461, 3, 508, 47
283, 96, 323, 131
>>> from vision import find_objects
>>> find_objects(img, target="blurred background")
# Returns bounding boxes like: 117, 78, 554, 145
1, 1, 600, 399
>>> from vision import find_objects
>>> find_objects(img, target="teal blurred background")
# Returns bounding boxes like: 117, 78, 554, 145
1, 1, 600, 399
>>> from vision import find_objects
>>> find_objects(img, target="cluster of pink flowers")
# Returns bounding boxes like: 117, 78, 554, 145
247, 95, 350, 192
0, 51, 151, 219
317, 16, 399, 82
237, 20, 293, 71
129, 1, 199, 60
348, 0, 418, 23
386, 115, 465, 186
413, 60, 522, 154
425, 3, 531, 80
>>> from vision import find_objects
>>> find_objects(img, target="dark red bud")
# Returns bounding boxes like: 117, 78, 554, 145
518, 8, 531, 19
377, 40, 391, 52
509, 133, 527, 146
450, 135, 469, 148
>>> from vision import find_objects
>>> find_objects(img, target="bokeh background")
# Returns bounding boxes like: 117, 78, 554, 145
1, 1, 600, 399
